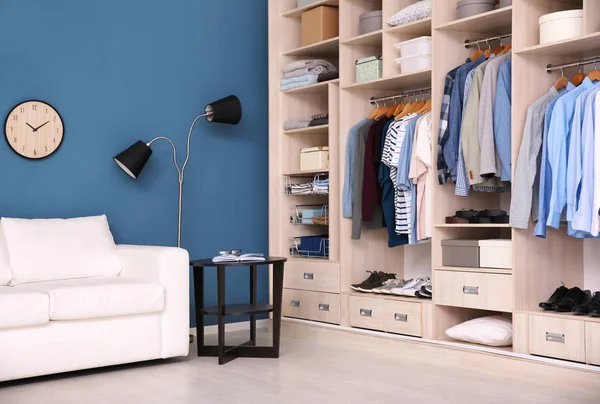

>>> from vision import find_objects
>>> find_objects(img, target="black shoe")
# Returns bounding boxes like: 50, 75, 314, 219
572, 291, 595, 315
539, 285, 570, 310
588, 292, 600, 317
351, 271, 381, 291
552, 287, 592, 312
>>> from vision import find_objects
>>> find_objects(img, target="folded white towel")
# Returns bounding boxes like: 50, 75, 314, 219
284, 65, 335, 79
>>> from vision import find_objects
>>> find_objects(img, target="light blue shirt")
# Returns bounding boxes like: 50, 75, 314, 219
397, 115, 419, 244
546, 77, 594, 229
572, 83, 600, 234
535, 82, 575, 238
494, 58, 512, 182
342, 119, 370, 217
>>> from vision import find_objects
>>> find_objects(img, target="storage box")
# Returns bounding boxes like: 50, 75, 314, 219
394, 53, 432, 73
394, 36, 432, 57
359, 10, 382, 35
356, 56, 382, 83
478, 239, 512, 269
442, 239, 480, 267
301, 6, 339, 46
456, 0, 496, 20
499, 0, 512, 7
300, 146, 329, 171
301, 208, 323, 224
539, 9, 583, 45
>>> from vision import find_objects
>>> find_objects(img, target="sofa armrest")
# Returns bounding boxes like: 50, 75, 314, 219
117, 244, 189, 358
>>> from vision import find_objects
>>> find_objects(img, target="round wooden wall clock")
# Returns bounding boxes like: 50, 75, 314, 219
4, 100, 64, 159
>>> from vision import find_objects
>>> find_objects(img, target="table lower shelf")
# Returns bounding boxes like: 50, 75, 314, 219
201, 303, 274, 316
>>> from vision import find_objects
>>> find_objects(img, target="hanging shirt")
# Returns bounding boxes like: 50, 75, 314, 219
362, 118, 388, 221
437, 65, 462, 184
343, 119, 370, 217
546, 77, 594, 229
510, 87, 559, 229
494, 58, 513, 182
592, 91, 600, 236
479, 52, 511, 177
410, 112, 433, 240
535, 82, 576, 238
392, 115, 419, 235
397, 115, 421, 240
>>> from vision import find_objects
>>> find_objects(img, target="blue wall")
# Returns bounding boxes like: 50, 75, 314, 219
0, 1, 269, 326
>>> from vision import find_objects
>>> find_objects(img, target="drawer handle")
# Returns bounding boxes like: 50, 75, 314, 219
360, 308, 372, 317
318, 303, 330, 311
394, 313, 408, 322
290, 300, 300, 307
303, 273, 314, 280
545, 332, 565, 344
463, 286, 479, 295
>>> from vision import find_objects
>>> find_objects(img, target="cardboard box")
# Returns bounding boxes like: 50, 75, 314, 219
301, 6, 339, 46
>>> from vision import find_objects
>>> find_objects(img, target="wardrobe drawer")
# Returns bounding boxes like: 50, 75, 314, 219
434, 270, 513, 312
282, 288, 310, 320
585, 322, 600, 366
349, 295, 384, 331
529, 315, 585, 363
284, 261, 340, 293
309, 291, 340, 324
383, 300, 422, 337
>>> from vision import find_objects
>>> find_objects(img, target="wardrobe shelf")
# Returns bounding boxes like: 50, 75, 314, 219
434, 6, 512, 34
516, 310, 600, 325
435, 266, 512, 275
345, 291, 433, 304
281, 0, 339, 18
515, 32, 600, 57
341, 69, 431, 91
385, 17, 432, 36
283, 125, 329, 135
434, 223, 511, 228
282, 37, 339, 57
282, 79, 339, 95
341, 30, 382, 46
284, 169, 329, 177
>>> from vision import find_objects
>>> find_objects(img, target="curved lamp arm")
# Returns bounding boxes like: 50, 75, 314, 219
147, 136, 182, 180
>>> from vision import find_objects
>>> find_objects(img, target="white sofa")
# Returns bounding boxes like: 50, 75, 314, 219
0, 215, 190, 382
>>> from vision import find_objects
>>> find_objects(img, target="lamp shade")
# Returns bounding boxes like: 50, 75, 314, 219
205, 95, 242, 125
113, 140, 153, 179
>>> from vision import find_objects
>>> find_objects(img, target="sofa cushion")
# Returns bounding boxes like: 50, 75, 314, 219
17, 277, 165, 320
0, 286, 49, 329
1, 215, 121, 285
0, 225, 11, 285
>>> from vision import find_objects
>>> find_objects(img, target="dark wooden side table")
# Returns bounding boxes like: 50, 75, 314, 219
190, 257, 286, 365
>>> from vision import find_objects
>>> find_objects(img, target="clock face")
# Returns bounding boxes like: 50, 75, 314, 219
4, 100, 64, 159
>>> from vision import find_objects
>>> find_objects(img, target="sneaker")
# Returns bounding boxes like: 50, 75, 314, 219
351, 271, 381, 291
401, 277, 430, 297
357, 272, 396, 293
390, 278, 419, 296
416, 280, 433, 299
374, 278, 407, 294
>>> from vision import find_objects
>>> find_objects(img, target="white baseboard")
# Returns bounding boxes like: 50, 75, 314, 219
189, 319, 270, 336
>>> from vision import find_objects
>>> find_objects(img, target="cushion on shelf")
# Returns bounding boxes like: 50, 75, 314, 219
0, 286, 49, 329
17, 277, 165, 321
1, 215, 121, 285
445, 315, 513, 347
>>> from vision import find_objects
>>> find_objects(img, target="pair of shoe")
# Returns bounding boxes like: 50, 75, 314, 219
351, 271, 396, 293
539, 285, 600, 316
446, 209, 509, 224
389, 277, 431, 298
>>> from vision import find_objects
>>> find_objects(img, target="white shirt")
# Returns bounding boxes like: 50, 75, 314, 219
591, 91, 600, 236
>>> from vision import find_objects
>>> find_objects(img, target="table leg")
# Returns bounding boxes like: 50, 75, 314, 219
272, 262, 284, 358
250, 264, 257, 345
217, 265, 226, 365
193, 266, 205, 356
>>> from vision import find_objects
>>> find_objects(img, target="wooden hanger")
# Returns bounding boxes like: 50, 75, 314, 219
483, 39, 492, 58
470, 43, 484, 61
492, 41, 505, 56
393, 98, 407, 116
417, 99, 432, 114
554, 67, 569, 90
368, 100, 381, 119
572, 65, 586, 86
374, 106, 390, 119
385, 101, 396, 118
503, 43, 512, 54
588, 61, 600, 82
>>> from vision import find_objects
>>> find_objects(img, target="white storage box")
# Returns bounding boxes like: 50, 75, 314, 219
394, 36, 432, 57
539, 10, 583, 45
300, 146, 329, 171
394, 53, 431, 73
478, 239, 512, 269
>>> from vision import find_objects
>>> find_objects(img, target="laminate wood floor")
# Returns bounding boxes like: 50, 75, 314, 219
1, 321, 599, 404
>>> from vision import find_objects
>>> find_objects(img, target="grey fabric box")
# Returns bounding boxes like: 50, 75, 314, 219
442, 239, 480, 267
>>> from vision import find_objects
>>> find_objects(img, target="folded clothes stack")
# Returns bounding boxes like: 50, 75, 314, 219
445, 209, 509, 224
309, 112, 329, 127
284, 120, 311, 130
281, 59, 338, 91
286, 178, 329, 195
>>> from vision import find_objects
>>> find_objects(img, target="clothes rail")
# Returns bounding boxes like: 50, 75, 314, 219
546, 55, 600, 74
369, 87, 432, 105
464, 33, 512, 49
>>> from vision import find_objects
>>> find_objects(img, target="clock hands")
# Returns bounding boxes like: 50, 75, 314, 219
26, 123, 36, 131
33, 121, 50, 132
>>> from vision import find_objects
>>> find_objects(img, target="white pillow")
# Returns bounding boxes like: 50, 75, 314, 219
387, 0, 432, 27
445, 315, 513, 347
1, 215, 121, 285
0, 224, 12, 285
